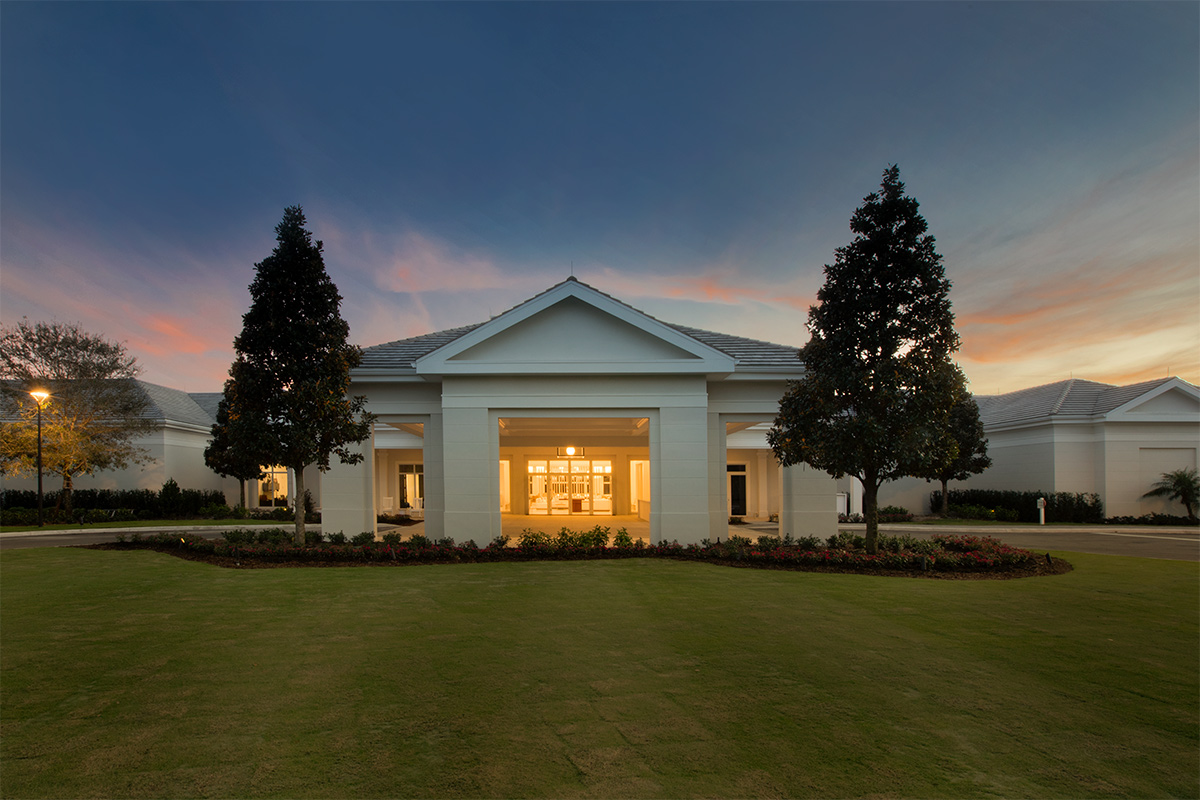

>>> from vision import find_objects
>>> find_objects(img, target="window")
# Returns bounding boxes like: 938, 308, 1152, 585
258, 466, 289, 508
398, 464, 424, 509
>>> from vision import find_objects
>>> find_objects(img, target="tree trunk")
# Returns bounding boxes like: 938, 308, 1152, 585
862, 471, 880, 555
293, 466, 306, 545
58, 474, 75, 514
940, 478, 950, 516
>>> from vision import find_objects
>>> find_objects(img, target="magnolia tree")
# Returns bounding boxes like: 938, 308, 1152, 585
211, 206, 374, 544
0, 320, 154, 511
769, 166, 968, 553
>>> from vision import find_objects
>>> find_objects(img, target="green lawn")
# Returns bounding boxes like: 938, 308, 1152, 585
2, 549, 1196, 799
0, 519, 284, 533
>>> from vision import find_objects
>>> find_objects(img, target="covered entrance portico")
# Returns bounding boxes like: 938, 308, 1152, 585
321, 279, 836, 545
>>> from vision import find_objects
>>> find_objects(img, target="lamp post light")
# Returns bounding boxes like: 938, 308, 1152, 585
29, 390, 49, 528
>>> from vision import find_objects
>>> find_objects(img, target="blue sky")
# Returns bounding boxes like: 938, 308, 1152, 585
2, 1, 1196, 394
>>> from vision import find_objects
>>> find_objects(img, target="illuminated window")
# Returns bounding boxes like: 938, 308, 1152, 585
258, 466, 289, 508
398, 464, 424, 509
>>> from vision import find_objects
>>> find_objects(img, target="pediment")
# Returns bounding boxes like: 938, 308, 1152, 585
1107, 380, 1200, 422
1125, 390, 1199, 415
415, 279, 735, 375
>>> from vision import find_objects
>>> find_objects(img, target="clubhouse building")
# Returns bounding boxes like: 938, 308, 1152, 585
6, 280, 1197, 532
321, 278, 835, 544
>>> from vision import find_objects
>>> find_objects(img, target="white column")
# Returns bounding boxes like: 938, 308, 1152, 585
756, 449, 770, 519
654, 405, 709, 545
707, 412, 728, 542
779, 462, 837, 541
423, 412, 445, 540
442, 406, 497, 545
320, 430, 376, 539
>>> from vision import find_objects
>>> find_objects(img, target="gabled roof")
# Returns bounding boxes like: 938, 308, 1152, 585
975, 377, 1196, 428
358, 278, 802, 376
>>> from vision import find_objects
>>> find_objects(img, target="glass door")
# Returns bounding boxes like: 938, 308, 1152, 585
527, 459, 612, 515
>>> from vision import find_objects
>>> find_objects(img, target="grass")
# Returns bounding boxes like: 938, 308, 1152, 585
1, 549, 1196, 799
0, 519, 285, 533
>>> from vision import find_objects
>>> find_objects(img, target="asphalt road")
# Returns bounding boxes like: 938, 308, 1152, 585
2, 522, 1198, 561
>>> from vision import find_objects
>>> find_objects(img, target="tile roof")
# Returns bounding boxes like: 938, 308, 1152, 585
357, 279, 802, 373
975, 377, 1179, 427
0, 380, 219, 429
188, 392, 224, 422
138, 382, 217, 429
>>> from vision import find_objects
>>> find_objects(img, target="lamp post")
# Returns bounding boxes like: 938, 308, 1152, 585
29, 390, 49, 527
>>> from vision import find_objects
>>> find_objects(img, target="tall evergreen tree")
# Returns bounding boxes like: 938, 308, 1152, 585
768, 166, 964, 552
220, 206, 374, 543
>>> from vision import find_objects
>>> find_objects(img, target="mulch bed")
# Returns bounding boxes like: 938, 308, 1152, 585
81, 543, 1073, 579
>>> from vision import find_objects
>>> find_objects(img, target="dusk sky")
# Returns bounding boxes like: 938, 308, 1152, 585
2, 2, 1196, 395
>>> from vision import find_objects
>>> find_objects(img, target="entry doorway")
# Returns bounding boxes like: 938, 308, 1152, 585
727, 463, 747, 517
528, 459, 613, 515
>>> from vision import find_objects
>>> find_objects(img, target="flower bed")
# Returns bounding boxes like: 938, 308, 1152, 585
91, 530, 1070, 579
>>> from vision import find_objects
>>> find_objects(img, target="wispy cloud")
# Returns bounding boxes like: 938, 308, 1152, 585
950, 142, 1199, 391
0, 217, 245, 391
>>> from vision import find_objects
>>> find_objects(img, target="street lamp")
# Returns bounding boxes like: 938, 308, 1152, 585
29, 390, 49, 528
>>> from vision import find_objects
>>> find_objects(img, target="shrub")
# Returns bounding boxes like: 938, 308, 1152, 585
1106, 513, 1200, 526
305, 530, 324, 545
932, 489, 1103, 523
351, 531, 376, 546
381, 532, 403, 545
326, 531, 348, 544
2, 486, 230, 518
111, 527, 1044, 575
257, 528, 292, 545
158, 479, 184, 518
756, 535, 781, 549
200, 503, 233, 519
221, 528, 256, 545
407, 534, 430, 549
83, 509, 111, 524
613, 528, 634, 548
878, 505, 914, 523
827, 531, 864, 550
487, 534, 511, 550
518, 529, 552, 550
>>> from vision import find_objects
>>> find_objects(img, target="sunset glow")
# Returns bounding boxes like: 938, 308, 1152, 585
2, 3, 1195, 394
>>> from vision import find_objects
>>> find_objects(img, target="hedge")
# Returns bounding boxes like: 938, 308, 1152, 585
108, 529, 1043, 575
930, 489, 1104, 523
1, 485, 227, 523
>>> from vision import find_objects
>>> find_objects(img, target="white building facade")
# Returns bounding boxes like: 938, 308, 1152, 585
321, 279, 837, 544
859, 377, 1200, 518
